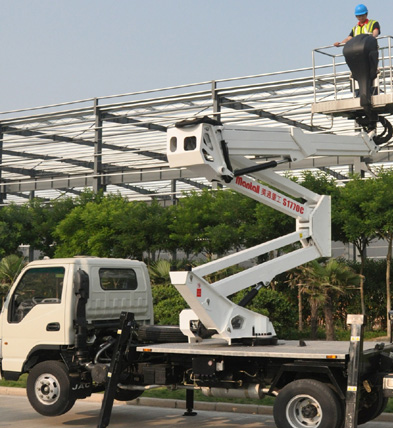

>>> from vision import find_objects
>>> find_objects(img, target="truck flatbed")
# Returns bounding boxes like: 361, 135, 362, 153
138, 338, 391, 360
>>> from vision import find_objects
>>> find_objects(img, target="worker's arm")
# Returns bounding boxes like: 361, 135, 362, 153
372, 28, 380, 38
334, 35, 352, 47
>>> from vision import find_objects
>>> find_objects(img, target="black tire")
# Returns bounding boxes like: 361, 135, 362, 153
273, 379, 342, 428
26, 361, 76, 417
114, 388, 143, 402
138, 325, 187, 343
358, 390, 388, 425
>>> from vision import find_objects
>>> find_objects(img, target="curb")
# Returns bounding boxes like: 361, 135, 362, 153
131, 396, 273, 416
1, 386, 392, 422
0, 387, 272, 415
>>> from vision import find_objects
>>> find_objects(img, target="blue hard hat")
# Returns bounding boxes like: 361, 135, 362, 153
355, 4, 368, 15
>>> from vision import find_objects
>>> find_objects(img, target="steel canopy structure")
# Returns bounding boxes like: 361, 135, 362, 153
1, 40, 393, 206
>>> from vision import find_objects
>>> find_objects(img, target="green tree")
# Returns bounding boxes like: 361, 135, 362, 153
335, 175, 377, 314
300, 170, 337, 196
346, 258, 388, 328
289, 258, 361, 340
252, 204, 294, 248
0, 204, 30, 257
364, 169, 393, 335
54, 195, 172, 261
24, 197, 76, 257
170, 189, 256, 259
54, 194, 127, 257
116, 200, 172, 261
288, 261, 324, 339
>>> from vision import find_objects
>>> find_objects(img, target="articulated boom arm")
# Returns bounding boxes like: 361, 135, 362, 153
167, 120, 378, 344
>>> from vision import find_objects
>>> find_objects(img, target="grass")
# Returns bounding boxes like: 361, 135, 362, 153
0, 373, 27, 388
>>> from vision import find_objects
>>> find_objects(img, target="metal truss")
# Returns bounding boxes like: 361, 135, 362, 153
1, 42, 393, 205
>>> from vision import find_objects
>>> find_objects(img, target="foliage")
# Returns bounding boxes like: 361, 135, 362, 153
169, 189, 256, 258
54, 196, 172, 261
0, 254, 27, 308
288, 258, 361, 340
335, 175, 378, 314
1, 171, 393, 338
299, 170, 338, 196
25, 197, 77, 257
151, 284, 188, 325
335, 175, 377, 250
346, 258, 389, 328
0, 204, 30, 257
252, 204, 294, 246
365, 169, 393, 336
148, 260, 171, 285
232, 287, 298, 337
0, 254, 26, 284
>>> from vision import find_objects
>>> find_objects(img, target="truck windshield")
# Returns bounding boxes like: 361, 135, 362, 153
9, 267, 65, 323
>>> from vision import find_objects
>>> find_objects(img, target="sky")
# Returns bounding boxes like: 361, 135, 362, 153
1, 0, 393, 112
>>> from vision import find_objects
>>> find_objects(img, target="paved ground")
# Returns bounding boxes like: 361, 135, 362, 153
0, 394, 277, 428
0, 389, 393, 428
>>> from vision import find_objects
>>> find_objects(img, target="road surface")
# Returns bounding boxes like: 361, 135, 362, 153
0, 392, 392, 428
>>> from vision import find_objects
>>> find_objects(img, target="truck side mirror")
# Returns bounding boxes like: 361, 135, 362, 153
74, 269, 89, 300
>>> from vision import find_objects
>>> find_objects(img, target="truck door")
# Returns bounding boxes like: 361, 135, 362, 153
1, 265, 68, 374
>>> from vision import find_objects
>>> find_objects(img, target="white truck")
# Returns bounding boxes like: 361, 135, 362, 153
1, 119, 393, 428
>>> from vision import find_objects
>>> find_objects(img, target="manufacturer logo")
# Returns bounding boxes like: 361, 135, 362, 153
72, 382, 91, 391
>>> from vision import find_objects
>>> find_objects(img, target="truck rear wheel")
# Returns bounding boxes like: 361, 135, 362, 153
27, 361, 76, 416
273, 379, 342, 428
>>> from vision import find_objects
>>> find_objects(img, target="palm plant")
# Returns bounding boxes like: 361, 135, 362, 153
0, 254, 27, 308
289, 259, 361, 340
148, 259, 171, 285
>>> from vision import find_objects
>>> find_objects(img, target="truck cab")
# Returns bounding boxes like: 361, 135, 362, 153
0, 257, 153, 380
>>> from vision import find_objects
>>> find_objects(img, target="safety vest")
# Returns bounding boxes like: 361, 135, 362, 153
352, 20, 377, 36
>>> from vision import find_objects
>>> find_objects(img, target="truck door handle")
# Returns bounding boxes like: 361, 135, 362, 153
46, 322, 60, 332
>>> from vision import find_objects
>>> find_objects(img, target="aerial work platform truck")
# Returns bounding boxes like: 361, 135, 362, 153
2, 116, 393, 428
2, 35, 393, 428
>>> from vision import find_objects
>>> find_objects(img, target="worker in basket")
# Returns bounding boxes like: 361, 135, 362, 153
334, 4, 380, 47
332, 5, 391, 144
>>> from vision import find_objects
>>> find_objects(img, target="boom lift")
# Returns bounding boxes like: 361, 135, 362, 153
167, 118, 379, 345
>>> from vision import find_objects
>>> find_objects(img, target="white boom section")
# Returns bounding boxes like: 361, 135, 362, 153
167, 122, 378, 345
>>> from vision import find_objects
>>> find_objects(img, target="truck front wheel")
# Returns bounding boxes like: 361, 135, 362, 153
273, 379, 342, 428
27, 361, 76, 416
